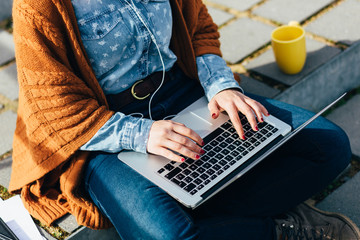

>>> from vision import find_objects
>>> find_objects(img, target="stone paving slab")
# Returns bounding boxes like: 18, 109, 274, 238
219, 18, 275, 64
253, 0, 334, 25
67, 226, 121, 240
245, 37, 341, 86
0, 0, 13, 22
0, 156, 12, 189
305, 0, 360, 45
56, 214, 81, 234
316, 171, 360, 227
326, 94, 360, 157
239, 74, 280, 98
0, 30, 15, 66
0, 63, 19, 100
276, 41, 360, 112
0, 111, 17, 156
207, 6, 234, 27
208, 0, 262, 12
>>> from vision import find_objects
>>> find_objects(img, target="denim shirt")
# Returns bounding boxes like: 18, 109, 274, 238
71, 0, 241, 153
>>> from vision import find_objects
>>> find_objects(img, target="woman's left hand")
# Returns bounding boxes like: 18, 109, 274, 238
208, 89, 269, 140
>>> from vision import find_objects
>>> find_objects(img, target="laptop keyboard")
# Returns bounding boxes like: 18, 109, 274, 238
157, 115, 279, 196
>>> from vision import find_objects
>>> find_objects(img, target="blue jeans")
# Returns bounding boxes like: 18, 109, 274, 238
84, 66, 351, 239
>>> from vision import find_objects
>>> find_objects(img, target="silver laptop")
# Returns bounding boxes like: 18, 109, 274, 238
118, 93, 346, 209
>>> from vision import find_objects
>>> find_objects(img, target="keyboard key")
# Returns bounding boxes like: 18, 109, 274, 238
190, 172, 199, 179
164, 164, 174, 171
197, 184, 204, 190
219, 160, 227, 166
229, 160, 236, 165
236, 155, 242, 161
179, 162, 188, 169
228, 127, 236, 133
233, 140, 241, 146
222, 132, 231, 138
200, 173, 209, 180
237, 146, 245, 152
220, 142, 228, 148
176, 174, 185, 180
201, 155, 210, 162
227, 145, 236, 151
186, 158, 195, 164
254, 141, 261, 146
184, 183, 196, 192
243, 124, 251, 131
221, 122, 232, 129
210, 140, 219, 147
214, 146, 222, 153
210, 175, 217, 180
208, 151, 216, 157
266, 125, 274, 130
182, 169, 191, 175
206, 169, 215, 175
204, 180, 211, 185
245, 132, 253, 138
260, 129, 268, 135
225, 138, 234, 144
223, 165, 230, 170
249, 137, 257, 144
190, 189, 198, 195
216, 136, 225, 142
165, 167, 182, 180
215, 153, 224, 160
195, 160, 204, 166
189, 164, 198, 171
184, 176, 193, 183
203, 128, 224, 144
213, 164, 221, 170
260, 137, 267, 142
194, 178, 203, 185
204, 145, 213, 151
272, 128, 279, 133
243, 142, 251, 148
197, 167, 206, 173
209, 159, 218, 164
232, 133, 239, 139
203, 163, 212, 169
158, 168, 165, 174
248, 146, 255, 151
217, 169, 224, 175
225, 156, 232, 161
254, 133, 262, 139
258, 122, 267, 129
230, 150, 240, 157
242, 150, 249, 156
221, 149, 230, 155
266, 132, 273, 138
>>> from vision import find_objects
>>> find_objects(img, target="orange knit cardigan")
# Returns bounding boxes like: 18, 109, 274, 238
10, 0, 227, 229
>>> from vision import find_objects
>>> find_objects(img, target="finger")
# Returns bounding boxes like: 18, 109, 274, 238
245, 99, 269, 122
225, 104, 245, 140
237, 101, 258, 132
157, 147, 186, 162
208, 99, 221, 119
172, 124, 204, 146
165, 139, 202, 161
168, 132, 205, 154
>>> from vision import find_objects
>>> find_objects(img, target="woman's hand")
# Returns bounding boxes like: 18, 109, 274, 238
209, 89, 269, 140
147, 120, 205, 162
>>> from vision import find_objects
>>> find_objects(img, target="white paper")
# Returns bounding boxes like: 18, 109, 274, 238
0, 195, 43, 240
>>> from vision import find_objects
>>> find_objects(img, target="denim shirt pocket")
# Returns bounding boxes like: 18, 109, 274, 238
77, 8, 136, 77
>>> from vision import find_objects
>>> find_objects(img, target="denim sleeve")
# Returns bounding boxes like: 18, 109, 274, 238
80, 112, 154, 153
196, 54, 243, 101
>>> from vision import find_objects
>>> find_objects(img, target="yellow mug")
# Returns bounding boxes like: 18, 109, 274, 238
271, 21, 306, 74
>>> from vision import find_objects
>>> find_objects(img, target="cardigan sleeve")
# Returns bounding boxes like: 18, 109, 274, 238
10, 0, 113, 192
191, 0, 222, 57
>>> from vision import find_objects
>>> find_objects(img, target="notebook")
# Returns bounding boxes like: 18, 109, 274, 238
118, 93, 346, 209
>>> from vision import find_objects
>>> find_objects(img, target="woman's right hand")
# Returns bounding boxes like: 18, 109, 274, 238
147, 120, 205, 162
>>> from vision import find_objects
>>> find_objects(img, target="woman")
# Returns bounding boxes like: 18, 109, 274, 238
9, 0, 359, 239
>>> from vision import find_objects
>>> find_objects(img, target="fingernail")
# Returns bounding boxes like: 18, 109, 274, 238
255, 126, 259, 131
200, 149, 205, 154
195, 155, 201, 160
241, 135, 246, 140
181, 158, 185, 162
261, 118, 264, 122
266, 112, 270, 116
212, 113, 216, 119
201, 140, 205, 146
